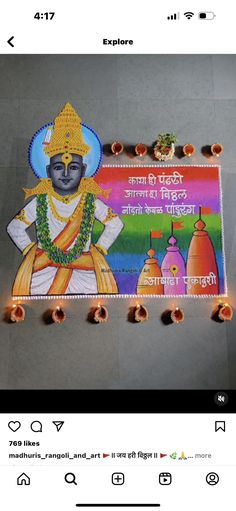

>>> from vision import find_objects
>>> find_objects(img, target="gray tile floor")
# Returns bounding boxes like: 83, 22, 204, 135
0, 55, 235, 389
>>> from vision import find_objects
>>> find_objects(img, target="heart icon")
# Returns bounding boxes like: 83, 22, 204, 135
8, 421, 21, 432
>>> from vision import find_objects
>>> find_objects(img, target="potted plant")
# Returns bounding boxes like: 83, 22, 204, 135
154, 132, 178, 161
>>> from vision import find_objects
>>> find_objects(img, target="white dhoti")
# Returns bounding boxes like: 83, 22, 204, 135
30, 267, 98, 295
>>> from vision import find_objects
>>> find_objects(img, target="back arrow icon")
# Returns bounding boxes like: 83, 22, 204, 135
7, 36, 14, 47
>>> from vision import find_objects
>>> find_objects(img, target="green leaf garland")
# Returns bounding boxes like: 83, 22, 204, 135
36, 193, 95, 266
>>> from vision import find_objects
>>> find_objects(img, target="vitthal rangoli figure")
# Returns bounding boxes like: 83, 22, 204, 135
7, 103, 123, 296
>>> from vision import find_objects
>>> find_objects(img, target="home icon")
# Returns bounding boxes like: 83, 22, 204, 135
17, 473, 30, 485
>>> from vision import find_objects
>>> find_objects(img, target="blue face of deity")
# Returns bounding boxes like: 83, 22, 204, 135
46, 153, 86, 195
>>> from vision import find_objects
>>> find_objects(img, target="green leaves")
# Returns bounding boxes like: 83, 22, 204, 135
36, 193, 95, 265
157, 132, 178, 147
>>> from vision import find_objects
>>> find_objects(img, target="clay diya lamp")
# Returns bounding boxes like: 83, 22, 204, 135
211, 143, 224, 157
170, 307, 184, 324
218, 303, 233, 321
135, 143, 148, 157
134, 304, 149, 322
52, 306, 66, 324
111, 141, 124, 156
183, 143, 196, 157
10, 304, 25, 323
94, 304, 109, 323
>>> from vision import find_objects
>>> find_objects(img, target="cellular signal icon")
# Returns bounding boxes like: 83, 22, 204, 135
167, 12, 180, 20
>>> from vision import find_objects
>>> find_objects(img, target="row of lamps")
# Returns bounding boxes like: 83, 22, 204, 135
110, 142, 224, 157
8, 302, 233, 325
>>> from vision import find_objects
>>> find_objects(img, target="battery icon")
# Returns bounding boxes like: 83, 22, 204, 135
199, 12, 216, 20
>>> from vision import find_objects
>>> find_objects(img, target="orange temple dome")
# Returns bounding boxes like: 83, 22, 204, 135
137, 248, 164, 295
186, 218, 219, 295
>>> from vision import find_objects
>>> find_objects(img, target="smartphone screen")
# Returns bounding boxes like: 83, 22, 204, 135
0, 1, 235, 509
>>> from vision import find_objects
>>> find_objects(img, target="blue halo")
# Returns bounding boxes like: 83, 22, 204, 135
28, 122, 103, 178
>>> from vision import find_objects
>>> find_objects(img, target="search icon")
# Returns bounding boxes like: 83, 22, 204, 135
65, 472, 77, 485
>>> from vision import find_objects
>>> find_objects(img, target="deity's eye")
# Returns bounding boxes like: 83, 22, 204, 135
70, 164, 80, 171
53, 164, 64, 171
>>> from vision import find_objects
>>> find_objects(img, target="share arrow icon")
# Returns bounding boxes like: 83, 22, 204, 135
52, 421, 64, 432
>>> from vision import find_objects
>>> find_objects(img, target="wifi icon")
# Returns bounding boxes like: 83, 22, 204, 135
184, 11, 194, 19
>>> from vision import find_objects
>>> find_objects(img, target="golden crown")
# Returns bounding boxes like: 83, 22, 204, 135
44, 103, 90, 159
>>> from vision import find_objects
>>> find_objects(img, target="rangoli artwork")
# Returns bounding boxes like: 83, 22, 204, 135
7, 103, 226, 298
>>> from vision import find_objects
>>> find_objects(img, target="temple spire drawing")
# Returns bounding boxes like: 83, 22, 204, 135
137, 248, 164, 295
186, 207, 219, 295
161, 222, 186, 295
